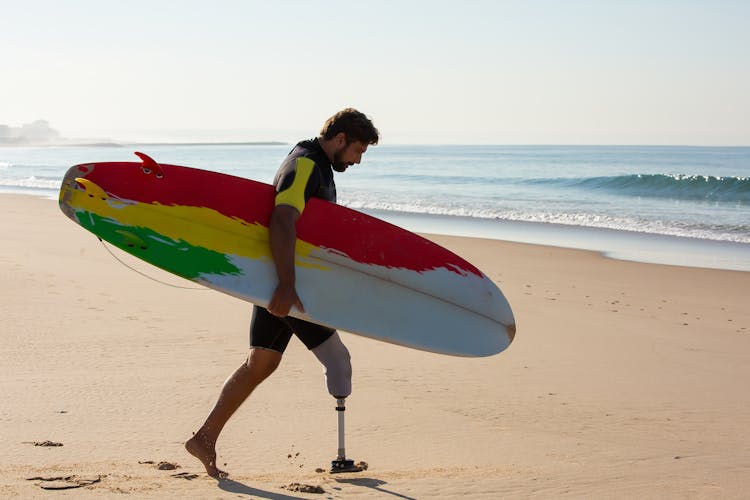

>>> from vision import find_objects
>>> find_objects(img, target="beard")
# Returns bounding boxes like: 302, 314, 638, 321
332, 150, 350, 172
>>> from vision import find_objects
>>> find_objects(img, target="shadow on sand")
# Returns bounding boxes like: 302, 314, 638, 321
217, 478, 307, 499
213, 475, 416, 499
334, 477, 417, 500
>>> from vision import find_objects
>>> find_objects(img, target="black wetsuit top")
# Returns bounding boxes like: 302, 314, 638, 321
274, 138, 336, 211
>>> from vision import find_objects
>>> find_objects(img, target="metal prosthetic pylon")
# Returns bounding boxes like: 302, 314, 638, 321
329, 397, 363, 473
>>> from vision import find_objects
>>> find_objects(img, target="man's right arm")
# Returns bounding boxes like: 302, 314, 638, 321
268, 155, 319, 317
267, 204, 305, 317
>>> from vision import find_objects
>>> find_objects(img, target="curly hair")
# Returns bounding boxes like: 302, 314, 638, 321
320, 108, 379, 145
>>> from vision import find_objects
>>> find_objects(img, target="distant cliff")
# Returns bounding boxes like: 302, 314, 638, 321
0, 120, 62, 145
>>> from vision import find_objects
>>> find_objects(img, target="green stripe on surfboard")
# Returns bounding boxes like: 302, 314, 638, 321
74, 210, 242, 279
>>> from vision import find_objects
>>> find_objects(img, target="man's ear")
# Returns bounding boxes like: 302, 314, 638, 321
334, 132, 347, 147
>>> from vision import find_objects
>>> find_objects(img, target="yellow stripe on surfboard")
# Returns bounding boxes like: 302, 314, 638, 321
64, 180, 328, 269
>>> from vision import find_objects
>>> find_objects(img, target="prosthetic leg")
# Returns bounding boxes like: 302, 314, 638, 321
311, 334, 363, 473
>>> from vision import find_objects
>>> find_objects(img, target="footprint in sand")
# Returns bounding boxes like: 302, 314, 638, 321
26, 475, 101, 490
171, 472, 199, 480
138, 460, 181, 471
282, 483, 325, 494
24, 440, 63, 447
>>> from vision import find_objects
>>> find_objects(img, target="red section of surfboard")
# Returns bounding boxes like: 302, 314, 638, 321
75, 157, 482, 277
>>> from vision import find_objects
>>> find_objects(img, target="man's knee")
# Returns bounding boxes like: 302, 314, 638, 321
311, 332, 352, 398
245, 347, 283, 381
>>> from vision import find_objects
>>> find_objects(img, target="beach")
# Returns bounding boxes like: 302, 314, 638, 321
2, 193, 749, 499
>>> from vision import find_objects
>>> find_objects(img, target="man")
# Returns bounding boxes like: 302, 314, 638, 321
186, 108, 379, 478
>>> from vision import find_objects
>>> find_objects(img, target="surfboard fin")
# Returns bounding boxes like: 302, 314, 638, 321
115, 230, 148, 250
74, 177, 108, 200
134, 152, 165, 179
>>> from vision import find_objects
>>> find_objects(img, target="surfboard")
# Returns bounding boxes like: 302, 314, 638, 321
58, 152, 515, 357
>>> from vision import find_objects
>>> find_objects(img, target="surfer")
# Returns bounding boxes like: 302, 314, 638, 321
186, 109, 379, 478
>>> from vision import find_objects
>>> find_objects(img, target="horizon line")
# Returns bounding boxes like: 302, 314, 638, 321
2, 141, 750, 149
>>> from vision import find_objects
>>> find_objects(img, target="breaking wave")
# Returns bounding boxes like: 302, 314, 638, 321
529, 174, 750, 203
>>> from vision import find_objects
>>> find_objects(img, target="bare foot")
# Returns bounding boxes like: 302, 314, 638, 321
185, 432, 227, 479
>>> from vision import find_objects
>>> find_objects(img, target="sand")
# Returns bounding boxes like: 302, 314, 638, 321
1, 193, 749, 499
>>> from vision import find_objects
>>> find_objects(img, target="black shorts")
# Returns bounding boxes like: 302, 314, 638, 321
249, 305, 335, 353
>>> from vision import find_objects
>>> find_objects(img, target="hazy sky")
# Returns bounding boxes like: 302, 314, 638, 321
3, 0, 749, 145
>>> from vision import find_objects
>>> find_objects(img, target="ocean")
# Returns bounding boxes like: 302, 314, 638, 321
2, 144, 749, 271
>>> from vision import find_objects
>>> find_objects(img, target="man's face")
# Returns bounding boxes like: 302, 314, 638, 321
332, 140, 369, 172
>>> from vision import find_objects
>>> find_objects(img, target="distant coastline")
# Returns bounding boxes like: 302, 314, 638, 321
0, 141, 288, 148
124, 141, 287, 147
1, 121, 289, 148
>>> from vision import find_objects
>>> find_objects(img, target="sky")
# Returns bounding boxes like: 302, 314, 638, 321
2, 0, 749, 145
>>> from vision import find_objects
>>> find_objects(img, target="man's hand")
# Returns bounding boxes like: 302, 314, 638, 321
268, 282, 305, 317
